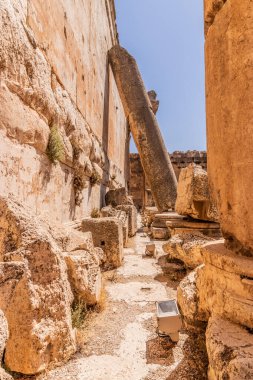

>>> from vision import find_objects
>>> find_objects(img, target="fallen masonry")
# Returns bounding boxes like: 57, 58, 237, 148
81, 217, 124, 269
0, 196, 106, 374
0, 0, 252, 378
109, 45, 178, 212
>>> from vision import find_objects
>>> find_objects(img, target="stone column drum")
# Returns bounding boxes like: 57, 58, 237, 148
109, 45, 177, 212
205, 0, 253, 255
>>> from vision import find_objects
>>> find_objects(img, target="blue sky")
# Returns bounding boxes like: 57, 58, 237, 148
114, 0, 206, 153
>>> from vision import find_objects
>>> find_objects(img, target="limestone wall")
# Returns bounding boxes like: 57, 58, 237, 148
205, 0, 253, 255
0, 0, 128, 222
129, 151, 207, 209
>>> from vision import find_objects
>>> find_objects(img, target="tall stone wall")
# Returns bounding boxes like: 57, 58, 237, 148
129, 151, 207, 209
0, 0, 128, 223
205, 0, 253, 255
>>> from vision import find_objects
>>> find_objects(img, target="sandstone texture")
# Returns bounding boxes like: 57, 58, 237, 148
163, 233, 216, 269
109, 45, 177, 212
64, 250, 102, 305
0, 196, 76, 374
176, 164, 219, 222
116, 205, 137, 237
0, 311, 8, 360
204, 0, 227, 36
116, 210, 129, 245
205, 0, 253, 255
0, 0, 128, 223
101, 205, 118, 217
177, 267, 207, 330
206, 316, 253, 380
151, 227, 169, 240
147, 90, 159, 115
101, 206, 129, 245
178, 241, 253, 330
0, 311, 13, 380
197, 242, 253, 329
81, 217, 123, 269
105, 187, 133, 207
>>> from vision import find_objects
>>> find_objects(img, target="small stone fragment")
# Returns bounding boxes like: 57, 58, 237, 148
145, 243, 156, 257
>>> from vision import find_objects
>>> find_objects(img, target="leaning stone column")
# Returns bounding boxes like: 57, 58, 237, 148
109, 45, 177, 212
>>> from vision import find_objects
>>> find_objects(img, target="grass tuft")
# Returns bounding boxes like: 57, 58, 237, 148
91, 208, 100, 218
71, 300, 88, 329
46, 125, 64, 163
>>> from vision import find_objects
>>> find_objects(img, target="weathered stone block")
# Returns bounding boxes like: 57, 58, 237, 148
205, 0, 253, 255
163, 233, 216, 269
176, 164, 219, 222
116, 205, 137, 237
178, 241, 253, 331
101, 206, 128, 245
151, 227, 169, 240
64, 250, 102, 305
116, 210, 129, 246
105, 187, 133, 207
0, 310, 8, 361
177, 267, 208, 330
0, 310, 13, 379
145, 243, 156, 257
206, 316, 253, 380
101, 205, 118, 217
197, 242, 253, 329
81, 217, 123, 269
61, 230, 95, 253
0, 196, 76, 374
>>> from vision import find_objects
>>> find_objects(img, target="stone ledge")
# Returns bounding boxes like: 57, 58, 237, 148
202, 242, 253, 277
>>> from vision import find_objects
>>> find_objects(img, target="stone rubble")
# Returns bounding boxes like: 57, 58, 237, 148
0, 196, 105, 374
176, 164, 219, 222
206, 316, 253, 380
0, 196, 76, 374
163, 233, 216, 269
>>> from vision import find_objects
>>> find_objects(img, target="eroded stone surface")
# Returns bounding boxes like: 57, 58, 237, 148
177, 267, 208, 330
205, 0, 253, 255
147, 90, 159, 115
0, 196, 76, 374
197, 242, 253, 329
109, 45, 177, 212
176, 164, 218, 222
0, 0, 128, 222
151, 227, 169, 240
64, 250, 102, 305
105, 187, 133, 207
81, 217, 123, 269
116, 205, 137, 237
0, 311, 8, 363
163, 233, 216, 269
178, 240, 253, 334
206, 316, 253, 380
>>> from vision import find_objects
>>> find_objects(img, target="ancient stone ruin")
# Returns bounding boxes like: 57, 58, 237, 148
0, 0, 252, 379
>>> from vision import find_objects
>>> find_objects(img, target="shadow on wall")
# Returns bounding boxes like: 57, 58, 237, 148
100, 54, 110, 207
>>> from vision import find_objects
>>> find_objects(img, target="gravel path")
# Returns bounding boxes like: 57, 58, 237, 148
36, 227, 207, 380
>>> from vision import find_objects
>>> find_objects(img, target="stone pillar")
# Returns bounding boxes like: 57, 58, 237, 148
109, 45, 177, 212
205, 0, 253, 255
